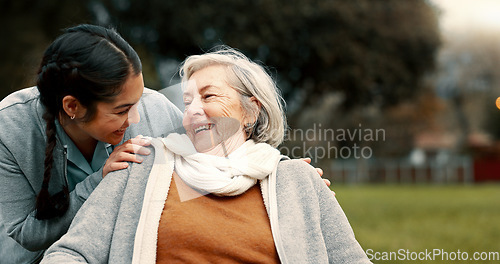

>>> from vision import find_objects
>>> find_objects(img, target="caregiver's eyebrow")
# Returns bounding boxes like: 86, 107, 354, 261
114, 103, 135, 109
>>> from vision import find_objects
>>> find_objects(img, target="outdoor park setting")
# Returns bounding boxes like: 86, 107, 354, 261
336, 185, 500, 263
1, 0, 500, 263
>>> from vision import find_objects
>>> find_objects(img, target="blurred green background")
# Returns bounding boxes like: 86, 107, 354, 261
336, 184, 500, 263
1, 0, 499, 262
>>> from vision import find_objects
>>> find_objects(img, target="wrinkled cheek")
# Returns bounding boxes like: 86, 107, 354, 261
219, 104, 234, 117
213, 103, 243, 122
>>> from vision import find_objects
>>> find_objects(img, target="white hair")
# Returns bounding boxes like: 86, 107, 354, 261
179, 46, 286, 147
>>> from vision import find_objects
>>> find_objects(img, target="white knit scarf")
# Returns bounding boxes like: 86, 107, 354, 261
160, 133, 281, 196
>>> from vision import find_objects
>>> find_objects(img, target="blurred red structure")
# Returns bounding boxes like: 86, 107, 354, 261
469, 140, 500, 182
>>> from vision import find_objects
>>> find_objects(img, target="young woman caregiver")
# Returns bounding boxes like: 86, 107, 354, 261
0, 24, 326, 263
0, 24, 183, 263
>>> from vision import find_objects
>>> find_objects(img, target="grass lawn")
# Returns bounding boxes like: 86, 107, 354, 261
333, 184, 500, 263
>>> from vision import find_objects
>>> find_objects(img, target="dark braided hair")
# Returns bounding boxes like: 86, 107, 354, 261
35, 24, 142, 220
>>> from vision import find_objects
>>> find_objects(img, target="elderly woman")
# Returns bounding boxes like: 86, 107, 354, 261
41, 47, 371, 263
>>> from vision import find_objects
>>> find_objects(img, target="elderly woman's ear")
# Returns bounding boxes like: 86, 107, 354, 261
242, 96, 261, 139
246, 96, 261, 124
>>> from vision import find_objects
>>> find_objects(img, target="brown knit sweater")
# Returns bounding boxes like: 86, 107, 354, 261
156, 173, 280, 263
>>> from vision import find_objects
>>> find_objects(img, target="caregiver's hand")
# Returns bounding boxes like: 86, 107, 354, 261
102, 135, 152, 177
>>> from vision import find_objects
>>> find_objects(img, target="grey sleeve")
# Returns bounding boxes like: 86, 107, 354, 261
41, 166, 131, 263
311, 169, 373, 263
0, 138, 104, 251
276, 160, 372, 264
132, 89, 183, 138
73, 167, 104, 202
153, 91, 183, 133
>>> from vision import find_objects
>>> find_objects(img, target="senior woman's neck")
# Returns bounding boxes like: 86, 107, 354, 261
202, 130, 247, 157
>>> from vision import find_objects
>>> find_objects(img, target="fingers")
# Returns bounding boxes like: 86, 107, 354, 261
114, 151, 146, 163
130, 144, 151, 156
103, 151, 146, 177
323, 178, 330, 187
102, 136, 152, 177
107, 162, 129, 171
129, 135, 151, 147
117, 135, 151, 153
301, 157, 312, 164
115, 138, 151, 156
322, 178, 335, 196
316, 167, 324, 177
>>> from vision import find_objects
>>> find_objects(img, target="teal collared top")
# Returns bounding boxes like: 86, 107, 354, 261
55, 121, 113, 191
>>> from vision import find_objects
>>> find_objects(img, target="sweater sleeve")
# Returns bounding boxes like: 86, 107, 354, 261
313, 171, 373, 263
275, 160, 372, 264
129, 88, 183, 138
40, 165, 132, 263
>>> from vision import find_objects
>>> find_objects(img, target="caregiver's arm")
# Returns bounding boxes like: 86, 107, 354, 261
0, 135, 151, 251
41, 165, 132, 263
0, 139, 100, 251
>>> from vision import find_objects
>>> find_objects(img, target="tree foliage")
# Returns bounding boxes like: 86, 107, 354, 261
2, 0, 440, 113
94, 0, 442, 160
100, 0, 440, 114
1, 0, 441, 161
0, 0, 91, 99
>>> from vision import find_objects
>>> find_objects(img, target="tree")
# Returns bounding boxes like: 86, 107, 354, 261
434, 31, 500, 145
2, 0, 440, 115
0, 0, 91, 100
0, 0, 442, 164
96, 0, 442, 163
99, 0, 440, 113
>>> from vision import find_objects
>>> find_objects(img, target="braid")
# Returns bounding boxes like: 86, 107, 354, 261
34, 52, 75, 220
35, 111, 69, 220
38, 62, 63, 114
42, 111, 57, 190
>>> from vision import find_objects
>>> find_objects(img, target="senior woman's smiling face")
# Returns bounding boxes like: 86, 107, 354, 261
182, 65, 249, 154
